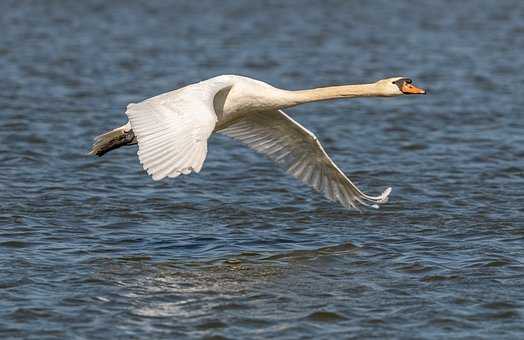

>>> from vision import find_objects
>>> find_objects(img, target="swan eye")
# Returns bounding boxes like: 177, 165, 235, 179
405, 79, 412, 84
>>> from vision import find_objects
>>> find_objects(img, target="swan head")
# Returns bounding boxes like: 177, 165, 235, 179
375, 77, 426, 96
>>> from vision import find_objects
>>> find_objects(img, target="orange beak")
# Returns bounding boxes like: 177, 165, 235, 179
401, 82, 426, 95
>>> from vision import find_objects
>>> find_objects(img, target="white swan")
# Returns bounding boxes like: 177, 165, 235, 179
90, 75, 425, 210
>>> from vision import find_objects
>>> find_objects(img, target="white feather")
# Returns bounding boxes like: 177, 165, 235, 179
219, 110, 391, 210
126, 81, 232, 181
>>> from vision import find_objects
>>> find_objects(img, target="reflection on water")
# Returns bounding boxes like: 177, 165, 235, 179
1, 0, 524, 338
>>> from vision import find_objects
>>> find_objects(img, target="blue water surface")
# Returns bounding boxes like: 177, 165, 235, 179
1, 0, 523, 338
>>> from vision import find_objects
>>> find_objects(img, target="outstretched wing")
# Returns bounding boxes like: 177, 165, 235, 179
126, 85, 221, 181
219, 110, 391, 210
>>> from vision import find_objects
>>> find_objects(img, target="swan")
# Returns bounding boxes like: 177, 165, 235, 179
90, 75, 425, 210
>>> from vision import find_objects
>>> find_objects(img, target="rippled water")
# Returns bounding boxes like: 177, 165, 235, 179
1, 0, 524, 338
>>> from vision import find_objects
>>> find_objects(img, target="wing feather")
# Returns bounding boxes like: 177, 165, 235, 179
219, 110, 391, 210
126, 84, 225, 181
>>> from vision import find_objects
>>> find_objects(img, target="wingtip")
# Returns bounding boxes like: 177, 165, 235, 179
380, 187, 393, 203
358, 187, 391, 209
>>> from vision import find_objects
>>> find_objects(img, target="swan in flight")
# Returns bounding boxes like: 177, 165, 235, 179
90, 75, 425, 210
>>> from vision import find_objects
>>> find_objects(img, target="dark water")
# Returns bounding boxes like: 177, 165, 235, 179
1, 0, 524, 338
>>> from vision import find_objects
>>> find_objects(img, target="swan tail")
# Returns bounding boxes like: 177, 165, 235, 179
89, 122, 137, 157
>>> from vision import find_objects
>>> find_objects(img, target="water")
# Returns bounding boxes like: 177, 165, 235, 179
1, 0, 523, 338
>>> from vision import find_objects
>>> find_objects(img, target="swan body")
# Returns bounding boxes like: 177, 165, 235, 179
90, 75, 425, 210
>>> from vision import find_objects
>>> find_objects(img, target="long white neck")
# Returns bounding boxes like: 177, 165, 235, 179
215, 77, 393, 126
277, 83, 385, 108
